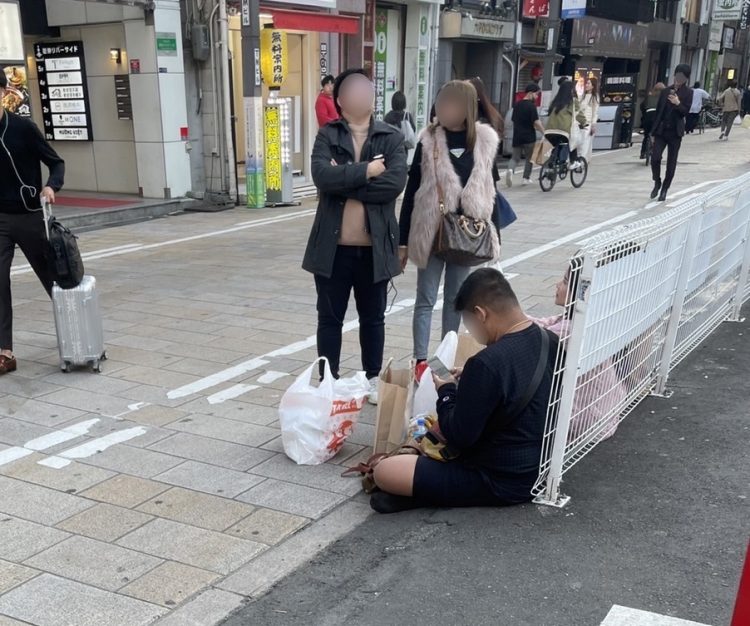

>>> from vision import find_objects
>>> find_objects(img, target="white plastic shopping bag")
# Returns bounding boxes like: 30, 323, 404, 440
279, 358, 370, 465
412, 331, 459, 419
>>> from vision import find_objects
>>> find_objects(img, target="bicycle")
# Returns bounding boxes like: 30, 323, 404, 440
539, 141, 588, 192
698, 104, 722, 133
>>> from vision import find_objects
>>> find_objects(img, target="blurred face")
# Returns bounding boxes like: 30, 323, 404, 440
435, 89, 467, 129
585, 79, 593, 93
555, 270, 570, 307
674, 72, 688, 87
337, 74, 374, 119
323, 81, 334, 95
461, 307, 491, 346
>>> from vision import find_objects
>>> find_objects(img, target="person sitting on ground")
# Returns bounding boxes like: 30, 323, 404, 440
370, 269, 558, 514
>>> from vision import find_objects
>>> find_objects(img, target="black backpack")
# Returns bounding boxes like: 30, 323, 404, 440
43, 206, 84, 290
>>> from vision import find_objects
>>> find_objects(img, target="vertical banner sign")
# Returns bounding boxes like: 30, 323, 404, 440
561, 0, 586, 19
713, 0, 743, 20
601, 74, 637, 147
374, 9, 388, 121
740, 0, 749, 30
2, 66, 31, 117
246, 96, 265, 208
320, 42, 328, 79
416, 10, 429, 129
34, 42, 94, 142
241, 0, 250, 27
522, 0, 550, 18
260, 29, 287, 88
264, 103, 282, 199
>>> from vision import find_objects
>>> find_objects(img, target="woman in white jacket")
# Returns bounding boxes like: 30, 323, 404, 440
578, 78, 599, 161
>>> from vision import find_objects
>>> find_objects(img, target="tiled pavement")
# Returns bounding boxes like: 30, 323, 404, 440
1, 130, 748, 625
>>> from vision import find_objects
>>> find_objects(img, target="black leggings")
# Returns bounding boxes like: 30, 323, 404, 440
0, 211, 53, 350
314, 246, 387, 379
545, 134, 579, 163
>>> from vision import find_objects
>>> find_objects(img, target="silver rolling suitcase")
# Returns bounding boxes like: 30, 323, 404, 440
52, 275, 106, 373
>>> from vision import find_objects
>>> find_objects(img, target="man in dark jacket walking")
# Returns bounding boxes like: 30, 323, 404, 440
650, 64, 693, 202
303, 68, 407, 403
0, 70, 65, 376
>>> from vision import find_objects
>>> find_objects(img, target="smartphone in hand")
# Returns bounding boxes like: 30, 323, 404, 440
427, 356, 452, 379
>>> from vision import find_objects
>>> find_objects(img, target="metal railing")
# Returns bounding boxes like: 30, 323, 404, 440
533, 174, 750, 506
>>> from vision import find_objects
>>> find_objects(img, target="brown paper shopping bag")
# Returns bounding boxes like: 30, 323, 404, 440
373, 359, 414, 454
454, 333, 484, 368
532, 139, 553, 166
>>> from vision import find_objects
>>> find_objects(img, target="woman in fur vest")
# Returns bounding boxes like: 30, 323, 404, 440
398, 80, 500, 365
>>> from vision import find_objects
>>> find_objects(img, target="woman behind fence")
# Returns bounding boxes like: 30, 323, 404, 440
543, 81, 588, 172
398, 80, 500, 366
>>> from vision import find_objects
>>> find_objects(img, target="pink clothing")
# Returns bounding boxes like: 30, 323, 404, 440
532, 314, 626, 442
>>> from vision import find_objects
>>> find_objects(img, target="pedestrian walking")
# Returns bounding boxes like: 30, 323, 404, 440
543, 81, 587, 172
315, 74, 338, 128
398, 80, 500, 367
505, 83, 545, 187
650, 64, 693, 202
0, 70, 65, 376
686, 81, 710, 133
741, 85, 750, 119
384, 91, 416, 153
304, 69, 407, 404
640, 83, 665, 158
578, 77, 599, 161
718, 80, 742, 141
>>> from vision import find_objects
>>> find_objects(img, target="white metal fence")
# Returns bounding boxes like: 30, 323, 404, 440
533, 173, 750, 506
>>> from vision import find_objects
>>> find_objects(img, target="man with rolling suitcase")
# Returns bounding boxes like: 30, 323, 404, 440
0, 70, 65, 375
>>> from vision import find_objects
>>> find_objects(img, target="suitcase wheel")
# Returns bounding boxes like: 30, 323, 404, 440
101, 352, 108, 362
92, 361, 102, 374
61, 362, 71, 373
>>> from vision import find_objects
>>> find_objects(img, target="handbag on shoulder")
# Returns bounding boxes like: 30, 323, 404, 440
432, 138, 496, 267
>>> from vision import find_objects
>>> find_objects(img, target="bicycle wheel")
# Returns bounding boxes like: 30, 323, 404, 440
570, 157, 588, 188
539, 157, 557, 192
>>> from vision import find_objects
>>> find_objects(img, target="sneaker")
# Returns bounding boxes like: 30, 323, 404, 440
569, 160, 583, 172
505, 169, 513, 188
522, 178, 532, 186
719, 133, 725, 141
367, 377, 379, 405
414, 360, 429, 385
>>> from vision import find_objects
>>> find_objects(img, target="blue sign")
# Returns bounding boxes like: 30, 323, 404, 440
561, 0, 586, 19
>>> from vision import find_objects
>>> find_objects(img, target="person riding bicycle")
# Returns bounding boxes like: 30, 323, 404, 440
640, 83, 665, 158
543, 81, 587, 172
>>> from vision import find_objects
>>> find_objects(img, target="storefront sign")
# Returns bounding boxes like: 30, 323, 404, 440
241, 0, 250, 27
722, 25, 735, 50
156, 32, 178, 57
705, 51, 719, 93
320, 42, 328, 79
440, 12, 514, 41
374, 8, 387, 121
245, 96, 266, 208
264, 105, 282, 193
114, 75, 132, 120
713, 0, 742, 20
574, 66, 602, 99
2, 66, 30, 117
260, 29, 288, 88
602, 74, 637, 146
0, 0, 23, 62
34, 41, 94, 142
263, 95, 293, 205
561, 0, 586, 19
522, 0, 549, 18
740, 0, 749, 29
571, 17, 648, 59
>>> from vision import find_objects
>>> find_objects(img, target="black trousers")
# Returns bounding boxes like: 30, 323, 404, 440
314, 246, 387, 380
0, 211, 53, 351
685, 112, 699, 133
651, 132, 682, 190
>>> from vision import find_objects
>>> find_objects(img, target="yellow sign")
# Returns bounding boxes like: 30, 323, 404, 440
260, 29, 287, 88
264, 105, 282, 192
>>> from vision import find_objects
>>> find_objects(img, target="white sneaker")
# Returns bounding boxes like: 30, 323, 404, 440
569, 160, 583, 172
505, 169, 513, 188
719, 133, 725, 141
367, 377, 379, 405
522, 178, 531, 186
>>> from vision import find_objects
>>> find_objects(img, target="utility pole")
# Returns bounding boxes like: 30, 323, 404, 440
240, 0, 265, 208
542, 0, 562, 91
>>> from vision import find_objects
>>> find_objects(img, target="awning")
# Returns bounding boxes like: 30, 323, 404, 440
261, 8, 359, 35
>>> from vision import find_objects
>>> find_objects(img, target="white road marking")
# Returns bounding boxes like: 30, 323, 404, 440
600, 605, 711, 626
167, 357, 269, 399
257, 371, 289, 384
58, 427, 148, 459
207, 384, 259, 404
0, 447, 34, 468
38, 456, 72, 469
24, 418, 100, 451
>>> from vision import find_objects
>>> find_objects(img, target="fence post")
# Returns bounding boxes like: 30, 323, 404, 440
729, 193, 750, 322
653, 209, 703, 397
534, 255, 594, 508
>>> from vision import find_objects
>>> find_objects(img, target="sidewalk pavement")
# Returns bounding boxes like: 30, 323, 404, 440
0, 128, 748, 625
222, 303, 750, 626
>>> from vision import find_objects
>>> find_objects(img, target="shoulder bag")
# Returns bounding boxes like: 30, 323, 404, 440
42, 200, 84, 290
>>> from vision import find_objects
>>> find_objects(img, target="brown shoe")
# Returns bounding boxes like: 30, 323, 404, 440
0, 354, 17, 375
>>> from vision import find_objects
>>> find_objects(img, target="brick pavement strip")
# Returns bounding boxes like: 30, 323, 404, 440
0, 133, 747, 624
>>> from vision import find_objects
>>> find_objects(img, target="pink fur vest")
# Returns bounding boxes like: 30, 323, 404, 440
409, 123, 500, 269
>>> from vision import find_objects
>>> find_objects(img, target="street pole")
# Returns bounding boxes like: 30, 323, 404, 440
542, 0, 562, 91
240, 0, 265, 208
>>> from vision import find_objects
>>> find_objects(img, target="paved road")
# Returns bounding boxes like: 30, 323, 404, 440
0, 127, 748, 625
223, 306, 750, 626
